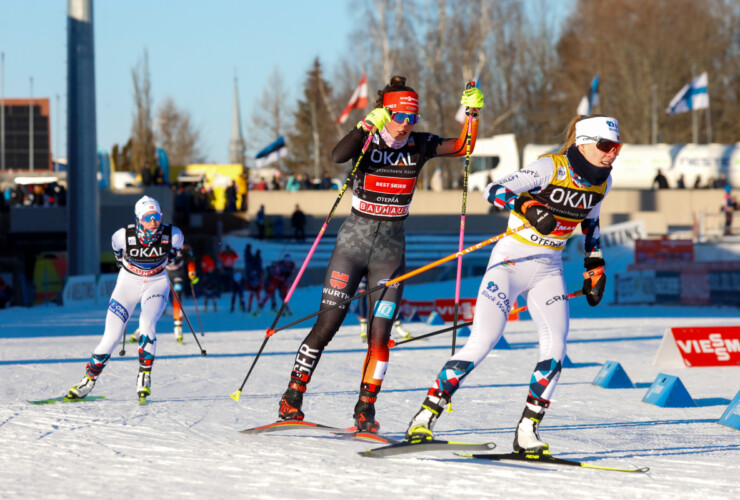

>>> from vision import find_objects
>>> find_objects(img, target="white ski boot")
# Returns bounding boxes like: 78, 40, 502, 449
174, 324, 183, 343
68, 374, 96, 399
136, 369, 151, 400
393, 320, 412, 340
513, 407, 548, 453
359, 318, 368, 343
405, 390, 449, 441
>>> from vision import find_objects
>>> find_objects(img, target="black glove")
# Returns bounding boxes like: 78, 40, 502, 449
514, 197, 557, 235
582, 256, 606, 306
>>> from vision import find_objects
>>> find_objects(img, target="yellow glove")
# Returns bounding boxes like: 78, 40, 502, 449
357, 107, 391, 132
461, 87, 484, 116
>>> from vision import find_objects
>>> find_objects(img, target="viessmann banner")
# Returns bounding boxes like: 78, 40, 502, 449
653, 326, 740, 367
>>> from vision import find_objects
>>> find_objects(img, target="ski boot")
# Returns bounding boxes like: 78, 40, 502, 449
393, 320, 412, 340
136, 368, 151, 403
513, 406, 548, 453
278, 375, 308, 421
405, 389, 450, 441
359, 318, 368, 343
353, 384, 381, 433
174, 323, 183, 344
68, 374, 96, 399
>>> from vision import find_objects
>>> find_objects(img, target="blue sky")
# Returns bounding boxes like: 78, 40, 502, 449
0, 0, 356, 164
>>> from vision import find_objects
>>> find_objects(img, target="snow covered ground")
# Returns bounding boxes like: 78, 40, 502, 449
1, 239, 739, 499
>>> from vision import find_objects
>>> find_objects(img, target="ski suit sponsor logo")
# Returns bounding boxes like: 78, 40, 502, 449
329, 271, 349, 289
528, 233, 567, 248
374, 300, 396, 319
553, 220, 579, 235
548, 188, 596, 210
129, 246, 167, 258
143, 293, 165, 304
676, 333, 740, 362
294, 343, 320, 375
364, 173, 416, 195
546, 293, 569, 306
123, 261, 167, 277
481, 281, 512, 316
128, 236, 136, 245
369, 150, 417, 166
353, 198, 410, 217
108, 298, 129, 323
162, 234, 169, 243
556, 166, 567, 180
377, 278, 399, 289
322, 287, 350, 301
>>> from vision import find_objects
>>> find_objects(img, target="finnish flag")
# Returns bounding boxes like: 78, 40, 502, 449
666, 72, 709, 114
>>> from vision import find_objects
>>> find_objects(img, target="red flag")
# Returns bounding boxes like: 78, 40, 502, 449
336, 74, 368, 124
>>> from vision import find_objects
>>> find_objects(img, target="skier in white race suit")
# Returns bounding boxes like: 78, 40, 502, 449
405, 115, 621, 453
67, 195, 184, 401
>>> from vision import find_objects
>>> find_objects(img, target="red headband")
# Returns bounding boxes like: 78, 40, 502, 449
383, 91, 419, 114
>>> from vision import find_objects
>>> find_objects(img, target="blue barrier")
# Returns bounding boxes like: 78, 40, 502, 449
718, 390, 740, 430
562, 354, 575, 368
642, 373, 697, 407
493, 335, 511, 350
456, 326, 471, 338
592, 361, 635, 389
427, 312, 445, 325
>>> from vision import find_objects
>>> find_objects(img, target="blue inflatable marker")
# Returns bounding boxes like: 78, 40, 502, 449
642, 373, 697, 408
426, 312, 445, 325
456, 326, 471, 338
407, 311, 422, 323
592, 361, 635, 389
718, 391, 740, 431
493, 335, 511, 350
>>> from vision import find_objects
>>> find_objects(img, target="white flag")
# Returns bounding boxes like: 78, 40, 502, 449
336, 74, 368, 124
666, 72, 709, 114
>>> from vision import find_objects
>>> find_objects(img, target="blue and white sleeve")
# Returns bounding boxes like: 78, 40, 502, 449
483, 157, 554, 210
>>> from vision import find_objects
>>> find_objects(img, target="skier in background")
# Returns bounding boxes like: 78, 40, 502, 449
67, 196, 183, 402
165, 244, 197, 342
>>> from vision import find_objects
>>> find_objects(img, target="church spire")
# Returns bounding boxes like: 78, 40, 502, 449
229, 75, 246, 165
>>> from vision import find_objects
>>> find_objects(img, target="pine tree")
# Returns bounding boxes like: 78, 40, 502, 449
285, 58, 344, 184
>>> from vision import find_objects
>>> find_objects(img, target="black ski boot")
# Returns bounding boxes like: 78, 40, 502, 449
353, 384, 380, 433
278, 374, 309, 421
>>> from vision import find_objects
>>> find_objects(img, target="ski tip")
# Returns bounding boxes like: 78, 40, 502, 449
230, 390, 241, 402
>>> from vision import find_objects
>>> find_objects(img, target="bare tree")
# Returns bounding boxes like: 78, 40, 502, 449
248, 66, 292, 166
556, 0, 740, 144
130, 50, 157, 178
156, 97, 204, 166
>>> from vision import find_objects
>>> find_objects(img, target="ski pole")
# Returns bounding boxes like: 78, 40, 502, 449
169, 281, 207, 356
266, 224, 531, 336
452, 80, 477, 356
190, 282, 205, 337
388, 290, 585, 348
119, 324, 127, 356
231, 130, 376, 402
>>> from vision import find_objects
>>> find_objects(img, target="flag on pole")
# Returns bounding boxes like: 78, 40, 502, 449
666, 72, 709, 114
255, 136, 287, 168
455, 76, 480, 124
576, 74, 600, 115
336, 74, 368, 124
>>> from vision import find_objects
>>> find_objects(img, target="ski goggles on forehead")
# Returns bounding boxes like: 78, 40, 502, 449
390, 112, 420, 125
140, 212, 162, 223
578, 136, 622, 154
